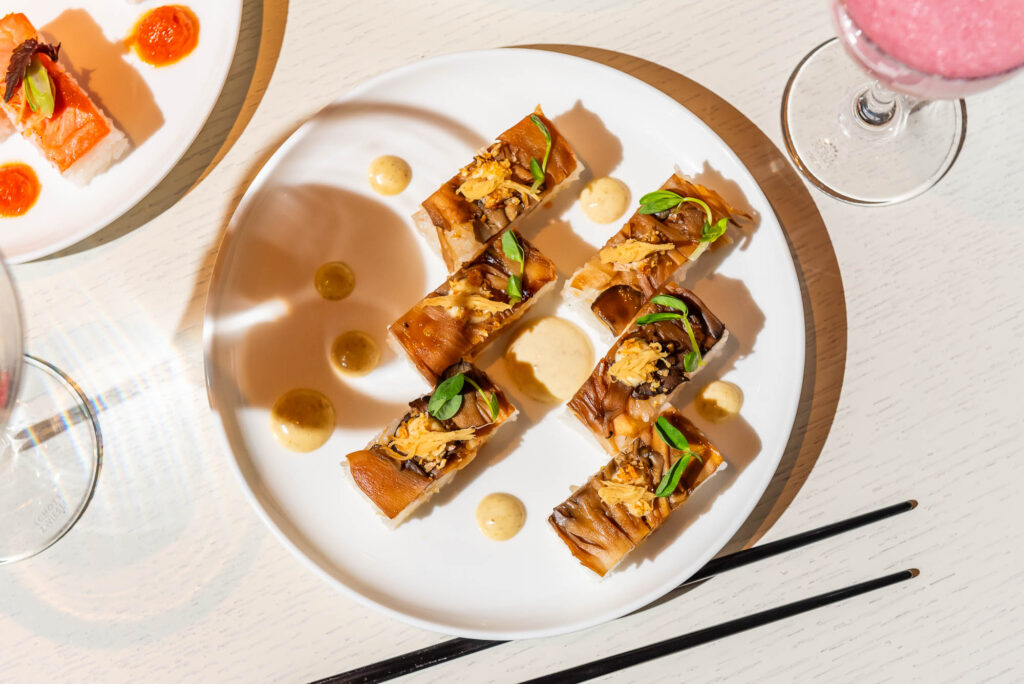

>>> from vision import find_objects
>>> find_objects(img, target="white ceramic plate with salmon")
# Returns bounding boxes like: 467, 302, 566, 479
0, 2, 241, 263
203, 48, 806, 639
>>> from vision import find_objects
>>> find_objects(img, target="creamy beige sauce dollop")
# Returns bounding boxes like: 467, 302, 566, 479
579, 177, 630, 224
314, 261, 355, 301
476, 493, 526, 541
368, 155, 412, 196
696, 380, 744, 423
330, 331, 380, 377
270, 389, 335, 452
504, 317, 594, 403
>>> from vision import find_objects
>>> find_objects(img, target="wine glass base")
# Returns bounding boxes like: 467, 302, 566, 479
782, 38, 967, 206
0, 356, 101, 564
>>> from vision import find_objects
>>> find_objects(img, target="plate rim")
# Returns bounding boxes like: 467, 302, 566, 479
4, 2, 244, 264
202, 47, 807, 639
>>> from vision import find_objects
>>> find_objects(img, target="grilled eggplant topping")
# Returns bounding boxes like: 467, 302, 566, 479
591, 285, 644, 332
390, 230, 557, 384
549, 411, 725, 576
568, 284, 726, 454
344, 363, 517, 523
418, 108, 578, 273
567, 174, 745, 335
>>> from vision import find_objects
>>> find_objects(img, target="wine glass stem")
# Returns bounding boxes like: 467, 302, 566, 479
0, 430, 11, 475
856, 81, 898, 126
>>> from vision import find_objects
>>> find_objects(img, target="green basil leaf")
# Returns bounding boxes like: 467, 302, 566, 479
431, 394, 462, 420
654, 415, 689, 451
24, 56, 53, 118
654, 452, 693, 497
501, 230, 525, 265
701, 217, 728, 243
530, 113, 551, 145
683, 350, 700, 373
529, 157, 544, 192
436, 395, 462, 420
649, 294, 689, 316
638, 190, 684, 215
681, 315, 703, 370
530, 114, 552, 171
655, 449, 704, 497
428, 373, 465, 419
638, 190, 682, 205
507, 273, 523, 301
635, 311, 684, 326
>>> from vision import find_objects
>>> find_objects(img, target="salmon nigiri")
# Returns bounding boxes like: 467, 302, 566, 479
0, 13, 127, 184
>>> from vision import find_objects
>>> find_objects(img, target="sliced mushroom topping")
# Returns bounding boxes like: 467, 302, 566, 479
592, 285, 644, 334
629, 338, 688, 399
504, 197, 521, 222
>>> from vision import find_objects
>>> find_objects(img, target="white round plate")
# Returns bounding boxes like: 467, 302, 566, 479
0, 2, 241, 263
204, 48, 805, 639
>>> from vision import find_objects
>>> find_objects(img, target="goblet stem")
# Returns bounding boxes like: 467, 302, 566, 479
781, 38, 965, 205
856, 81, 897, 125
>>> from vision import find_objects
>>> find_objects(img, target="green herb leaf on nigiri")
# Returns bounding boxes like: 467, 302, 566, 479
24, 56, 54, 117
4, 39, 60, 114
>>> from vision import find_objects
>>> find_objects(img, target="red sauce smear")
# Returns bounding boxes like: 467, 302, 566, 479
0, 163, 40, 218
129, 5, 200, 67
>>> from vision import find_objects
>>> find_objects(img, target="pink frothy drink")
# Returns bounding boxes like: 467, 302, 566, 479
836, 0, 1024, 97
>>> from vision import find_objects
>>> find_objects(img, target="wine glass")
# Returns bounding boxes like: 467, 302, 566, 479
782, 0, 1024, 205
0, 254, 101, 563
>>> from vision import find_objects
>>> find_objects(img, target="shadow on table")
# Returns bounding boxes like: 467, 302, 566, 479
41, 10, 164, 149
0, 348, 270, 648
37, 0, 289, 261
519, 45, 847, 571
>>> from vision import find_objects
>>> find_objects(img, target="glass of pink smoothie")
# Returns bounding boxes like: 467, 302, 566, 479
782, 0, 1024, 205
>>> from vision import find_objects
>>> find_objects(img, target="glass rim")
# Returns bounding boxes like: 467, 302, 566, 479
835, 0, 1024, 84
0, 252, 24, 430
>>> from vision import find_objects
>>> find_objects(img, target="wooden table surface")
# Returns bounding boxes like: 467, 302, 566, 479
3, 0, 1023, 681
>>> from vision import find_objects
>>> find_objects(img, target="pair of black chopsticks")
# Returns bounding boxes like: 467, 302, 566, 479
316, 500, 918, 684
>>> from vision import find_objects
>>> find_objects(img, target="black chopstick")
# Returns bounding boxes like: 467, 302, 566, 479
522, 569, 919, 683
315, 500, 916, 684
686, 499, 916, 583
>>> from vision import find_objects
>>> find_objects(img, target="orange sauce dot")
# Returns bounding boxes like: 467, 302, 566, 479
0, 163, 40, 218
129, 5, 200, 67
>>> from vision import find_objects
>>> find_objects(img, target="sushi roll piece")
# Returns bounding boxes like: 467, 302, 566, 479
567, 282, 727, 456
343, 362, 517, 527
389, 228, 558, 385
549, 407, 725, 576
564, 173, 745, 336
0, 13, 128, 184
414, 106, 580, 272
